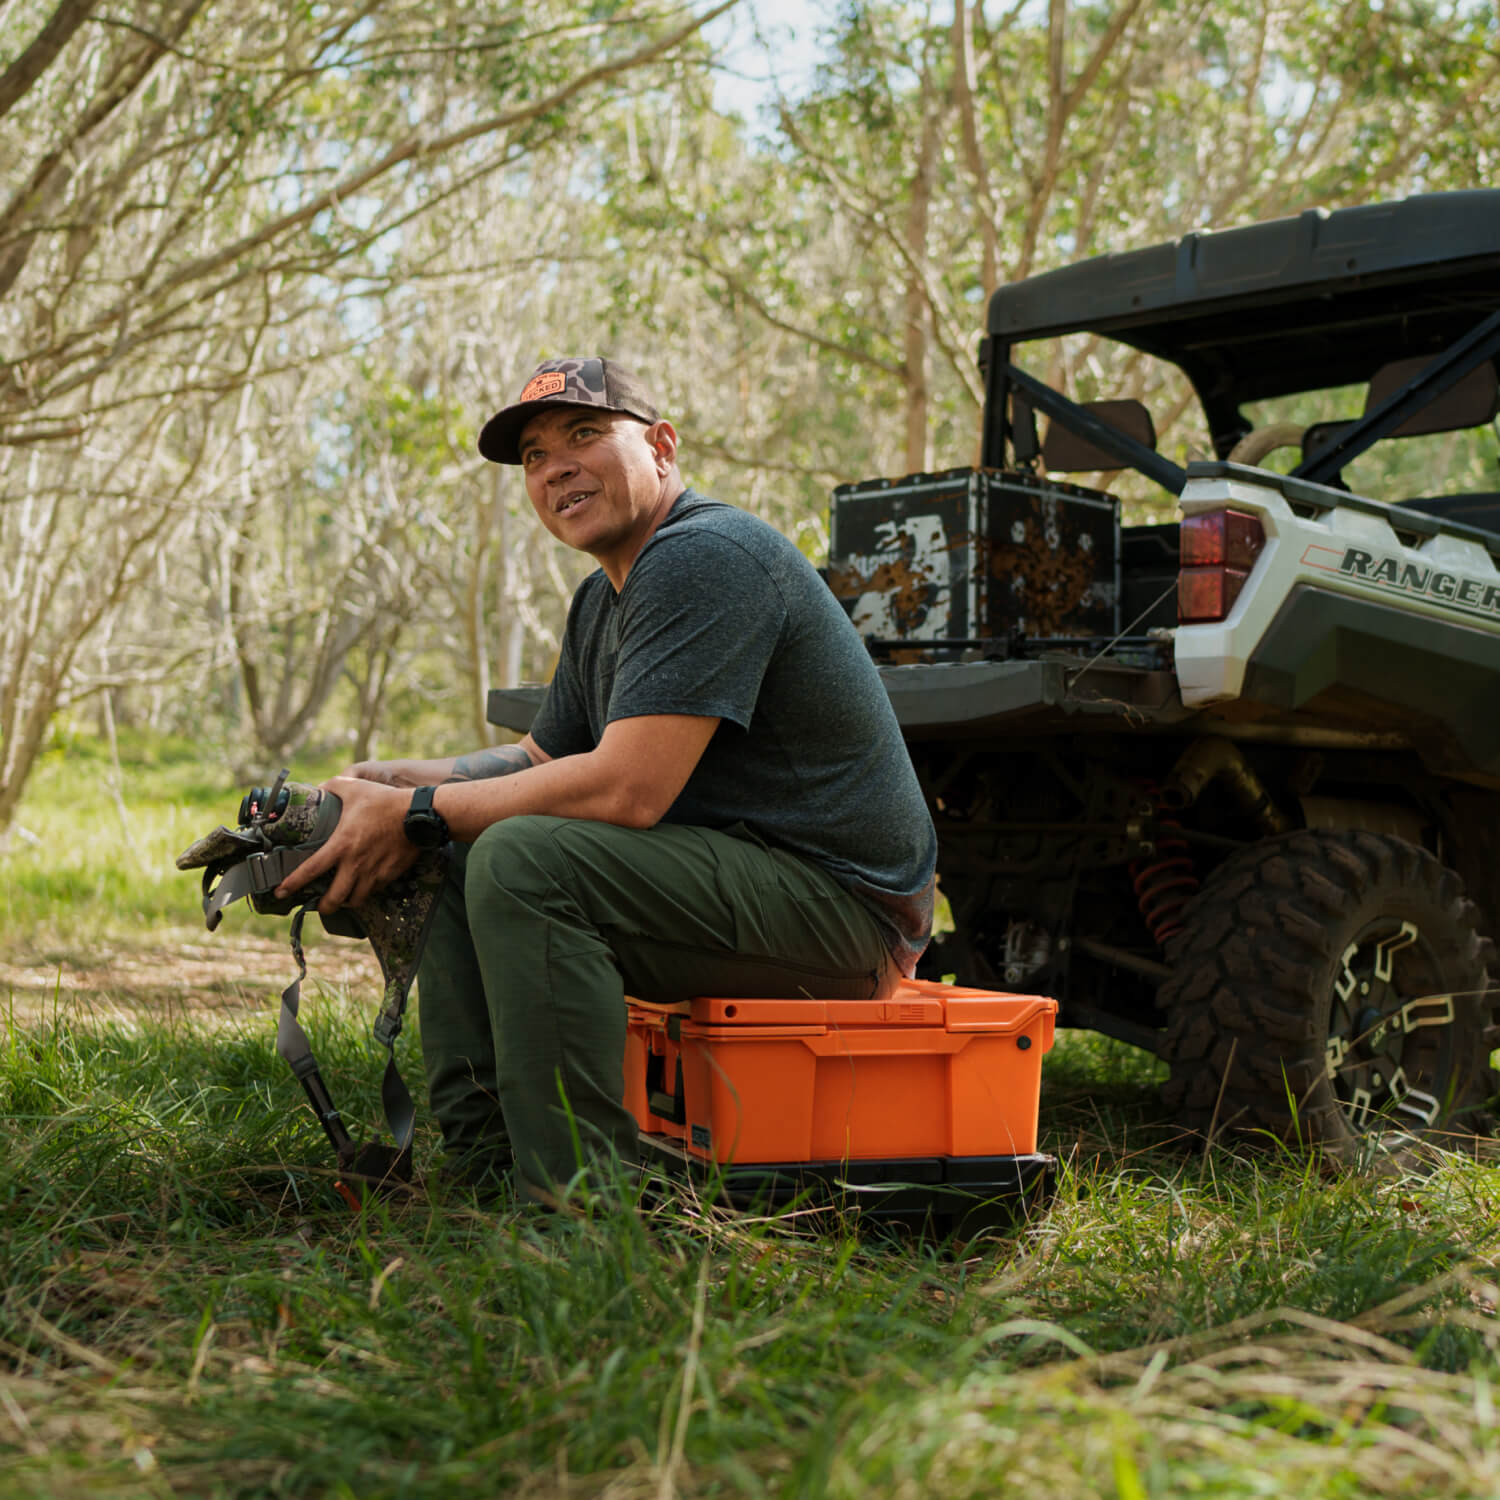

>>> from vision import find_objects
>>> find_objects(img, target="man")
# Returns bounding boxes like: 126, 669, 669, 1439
279, 356, 937, 1197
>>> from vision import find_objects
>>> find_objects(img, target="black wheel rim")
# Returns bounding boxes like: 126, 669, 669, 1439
1324, 917, 1459, 1135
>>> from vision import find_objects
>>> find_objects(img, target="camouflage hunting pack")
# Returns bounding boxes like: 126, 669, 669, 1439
176, 772, 446, 1202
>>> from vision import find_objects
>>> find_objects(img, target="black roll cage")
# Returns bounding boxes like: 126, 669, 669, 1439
982, 312, 1500, 497
976, 191, 1500, 498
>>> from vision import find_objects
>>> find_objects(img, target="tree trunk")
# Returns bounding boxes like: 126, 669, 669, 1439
902, 87, 941, 475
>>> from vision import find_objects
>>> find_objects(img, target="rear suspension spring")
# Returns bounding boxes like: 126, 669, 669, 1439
1131, 817, 1199, 948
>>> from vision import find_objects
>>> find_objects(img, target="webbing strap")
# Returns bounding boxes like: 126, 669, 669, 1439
371, 994, 415, 1148
203, 862, 254, 930
380, 1051, 417, 1153
276, 907, 357, 1163
275, 906, 417, 1161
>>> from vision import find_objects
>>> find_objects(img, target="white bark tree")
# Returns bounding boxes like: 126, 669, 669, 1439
0, 0, 730, 830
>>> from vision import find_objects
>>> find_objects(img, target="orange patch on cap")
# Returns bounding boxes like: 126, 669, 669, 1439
521, 372, 568, 401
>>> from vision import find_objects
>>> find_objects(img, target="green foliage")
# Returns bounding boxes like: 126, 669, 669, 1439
344, 365, 470, 480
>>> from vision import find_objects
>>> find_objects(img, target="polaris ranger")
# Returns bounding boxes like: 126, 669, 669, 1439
827, 189, 1500, 1157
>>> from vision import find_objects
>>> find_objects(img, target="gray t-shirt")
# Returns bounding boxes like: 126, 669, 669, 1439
530, 488, 937, 972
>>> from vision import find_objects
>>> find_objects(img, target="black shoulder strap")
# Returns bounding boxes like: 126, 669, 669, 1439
275, 906, 358, 1166
274, 907, 416, 1205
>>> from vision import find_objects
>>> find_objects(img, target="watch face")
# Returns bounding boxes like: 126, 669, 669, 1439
404, 808, 448, 849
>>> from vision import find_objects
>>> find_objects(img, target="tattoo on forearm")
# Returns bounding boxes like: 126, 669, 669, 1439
444, 745, 534, 783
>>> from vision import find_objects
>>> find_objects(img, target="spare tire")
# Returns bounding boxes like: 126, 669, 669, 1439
1159, 829, 1498, 1158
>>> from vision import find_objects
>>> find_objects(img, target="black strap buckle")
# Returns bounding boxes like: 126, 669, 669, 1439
247, 844, 316, 895
644, 1049, 687, 1125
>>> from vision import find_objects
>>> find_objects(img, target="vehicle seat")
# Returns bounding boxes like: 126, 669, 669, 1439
1302, 356, 1499, 470
1041, 398, 1156, 472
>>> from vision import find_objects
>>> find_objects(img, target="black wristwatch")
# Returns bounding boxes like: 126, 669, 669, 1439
403, 786, 450, 849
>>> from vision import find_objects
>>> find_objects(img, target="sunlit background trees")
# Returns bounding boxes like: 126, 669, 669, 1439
3, 0, 1497, 829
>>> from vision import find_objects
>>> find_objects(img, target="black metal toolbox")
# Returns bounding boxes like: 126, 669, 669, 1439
828, 467, 1120, 651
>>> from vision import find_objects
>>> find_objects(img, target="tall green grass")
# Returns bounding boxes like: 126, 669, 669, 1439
4, 739, 1500, 1497
5, 1004, 1500, 1497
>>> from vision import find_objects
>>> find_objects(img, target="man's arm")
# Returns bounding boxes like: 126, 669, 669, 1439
345, 734, 553, 788
277, 715, 717, 913
434, 715, 716, 839
446, 739, 552, 781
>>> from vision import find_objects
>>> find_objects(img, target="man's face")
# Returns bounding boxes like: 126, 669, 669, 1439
517, 407, 677, 585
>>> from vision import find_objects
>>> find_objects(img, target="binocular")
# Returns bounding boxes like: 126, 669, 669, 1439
232, 773, 364, 936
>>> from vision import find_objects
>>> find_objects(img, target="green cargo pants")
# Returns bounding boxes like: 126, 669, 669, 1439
416, 814, 897, 1193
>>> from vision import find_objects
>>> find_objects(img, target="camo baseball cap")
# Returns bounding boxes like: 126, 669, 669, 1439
478, 357, 660, 464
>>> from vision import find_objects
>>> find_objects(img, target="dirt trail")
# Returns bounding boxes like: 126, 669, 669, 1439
0, 931, 383, 1030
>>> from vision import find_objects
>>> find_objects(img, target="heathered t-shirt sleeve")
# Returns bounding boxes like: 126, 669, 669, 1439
606, 532, 787, 728
528, 583, 600, 759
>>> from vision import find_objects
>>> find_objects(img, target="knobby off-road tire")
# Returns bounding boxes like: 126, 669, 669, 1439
1159, 829, 1500, 1159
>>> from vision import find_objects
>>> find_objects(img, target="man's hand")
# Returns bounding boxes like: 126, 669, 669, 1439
275, 776, 419, 914
280, 721, 714, 907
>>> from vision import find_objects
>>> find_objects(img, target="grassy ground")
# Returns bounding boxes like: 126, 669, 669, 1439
4, 741, 1500, 1497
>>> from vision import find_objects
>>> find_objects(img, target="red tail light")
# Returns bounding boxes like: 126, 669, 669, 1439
1178, 508, 1265, 622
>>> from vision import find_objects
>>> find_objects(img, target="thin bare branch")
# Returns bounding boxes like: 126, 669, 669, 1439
0, 0, 97, 123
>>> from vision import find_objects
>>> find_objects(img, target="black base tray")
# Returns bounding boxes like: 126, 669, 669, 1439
637, 1133, 1056, 1237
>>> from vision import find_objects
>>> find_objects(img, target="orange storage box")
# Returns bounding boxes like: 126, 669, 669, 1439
623, 978, 1057, 1165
